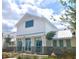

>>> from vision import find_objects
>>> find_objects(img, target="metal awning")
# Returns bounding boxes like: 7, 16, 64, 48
53, 30, 72, 39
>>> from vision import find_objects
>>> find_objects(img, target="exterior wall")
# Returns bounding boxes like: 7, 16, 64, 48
16, 36, 76, 55
71, 36, 76, 47
16, 14, 58, 36
46, 39, 73, 48
16, 14, 75, 55
45, 21, 57, 33
16, 35, 47, 54
17, 15, 46, 35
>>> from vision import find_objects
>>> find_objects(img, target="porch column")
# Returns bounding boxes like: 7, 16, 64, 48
41, 35, 47, 54
31, 36, 35, 53
22, 38, 25, 52
63, 39, 66, 47
57, 40, 59, 47
16, 38, 18, 51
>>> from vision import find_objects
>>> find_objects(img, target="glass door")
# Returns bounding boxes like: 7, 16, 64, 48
36, 40, 42, 53
25, 38, 31, 51
17, 40, 22, 51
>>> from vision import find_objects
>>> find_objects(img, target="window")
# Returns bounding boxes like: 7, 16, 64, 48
36, 40, 42, 52
25, 38, 31, 51
53, 40, 57, 47
66, 39, 71, 48
17, 40, 22, 51
59, 40, 63, 47
36, 40, 42, 47
25, 20, 33, 28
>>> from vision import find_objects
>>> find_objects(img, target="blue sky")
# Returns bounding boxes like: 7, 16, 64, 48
2, 0, 65, 32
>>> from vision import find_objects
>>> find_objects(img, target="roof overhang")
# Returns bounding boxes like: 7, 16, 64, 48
53, 30, 72, 39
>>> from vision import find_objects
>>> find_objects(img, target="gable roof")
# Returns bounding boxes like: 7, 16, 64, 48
15, 13, 68, 30
15, 13, 46, 27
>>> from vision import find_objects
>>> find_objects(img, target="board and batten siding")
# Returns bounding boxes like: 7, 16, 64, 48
16, 15, 46, 35
16, 14, 58, 36
45, 21, 58, 34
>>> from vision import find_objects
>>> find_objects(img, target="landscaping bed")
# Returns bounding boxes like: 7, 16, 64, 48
2, 51, 76, 59
2, 52, 57, 59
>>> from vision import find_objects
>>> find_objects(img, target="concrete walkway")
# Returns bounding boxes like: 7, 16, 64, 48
5, 58, 16, 59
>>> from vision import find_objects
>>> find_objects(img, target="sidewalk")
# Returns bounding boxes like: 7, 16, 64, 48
5, 58, 16, 59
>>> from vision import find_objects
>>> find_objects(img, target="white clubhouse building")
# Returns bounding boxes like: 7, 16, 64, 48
15, 13, 75, 54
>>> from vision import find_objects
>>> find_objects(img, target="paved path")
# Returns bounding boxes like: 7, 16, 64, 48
6, 58, 16, 59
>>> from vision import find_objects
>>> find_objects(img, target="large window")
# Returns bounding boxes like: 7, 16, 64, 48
59, 40, 63, 47
17, 40, 22, 51
25, 20, 34, 28
36, 40, 42, 52
35, 37, 42, 52
25, 38, 31, 51
66, 39, 71, 48
53, 40, 57, 47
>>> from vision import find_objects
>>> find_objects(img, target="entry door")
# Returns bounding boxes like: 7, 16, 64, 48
25, 38, 31, 51
17, 40, 22, 51
36, 40, 42, 53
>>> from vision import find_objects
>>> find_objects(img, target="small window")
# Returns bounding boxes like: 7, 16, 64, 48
66, 39, 71, 48
59, 40, 63, 47
25, 20, 33, 28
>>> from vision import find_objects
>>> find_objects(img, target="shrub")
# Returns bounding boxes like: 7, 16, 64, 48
25, 56, 31, 59
42, 56, 57, 59
2, 52, 10, 58
61, 48, 76, 59
17, 56, 22, 59
32, 55, 38, 59
46, 31, 56, 40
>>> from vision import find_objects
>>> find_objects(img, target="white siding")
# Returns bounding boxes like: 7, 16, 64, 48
45, 21, 57, 34
17, 15, 45, 35
16, 14, 58, 37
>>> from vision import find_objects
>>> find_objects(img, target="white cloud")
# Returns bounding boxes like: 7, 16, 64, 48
8, 0, 22, 14
3, 0, 64, 32
36, 0, 44, 5
53, 14, 61, 21
11, 27, 17, 32
7, 0, 63, 24
60, 10, 66, 15
8, 0, 55, 19
22, 0, 36, 5
7, 0, 55, 16
2, 19, 17, 27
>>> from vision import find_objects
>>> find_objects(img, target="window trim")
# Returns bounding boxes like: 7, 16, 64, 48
53, 40, 57, 47
17, 40, 22, 51
25, 38, 31, 51
66, 39, 71, 48
59, 40, 64, 47
25, 20, 34, 28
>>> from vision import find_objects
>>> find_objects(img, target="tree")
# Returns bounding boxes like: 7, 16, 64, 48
4, 35, 12, 49
60, 0, 76, 31
5, 35, 11, 43
46, 31, 56, 40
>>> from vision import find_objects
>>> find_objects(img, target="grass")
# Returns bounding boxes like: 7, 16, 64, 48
42, 57, 56, 59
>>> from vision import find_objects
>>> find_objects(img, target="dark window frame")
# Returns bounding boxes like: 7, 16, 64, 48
66, 39, 71, 48
59, 40, 64, 47
25, 38, 31, 51
53, 40, 57, 47
25, 20, 34, 28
